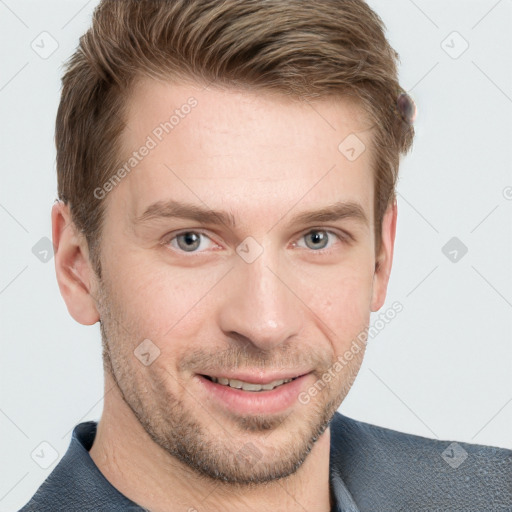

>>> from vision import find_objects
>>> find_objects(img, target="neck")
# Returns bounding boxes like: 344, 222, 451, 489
89, 374, 333, 512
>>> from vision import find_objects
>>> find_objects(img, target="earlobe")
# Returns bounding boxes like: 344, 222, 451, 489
370, 199, 397, 312
52, 201, 100, 325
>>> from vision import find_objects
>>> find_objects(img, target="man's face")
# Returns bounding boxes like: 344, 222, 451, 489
92, 79, 391, 484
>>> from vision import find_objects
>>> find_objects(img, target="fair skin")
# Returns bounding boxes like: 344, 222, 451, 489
52, 79, 397, 512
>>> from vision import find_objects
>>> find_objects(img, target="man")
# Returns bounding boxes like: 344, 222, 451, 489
19, 0, 511, 511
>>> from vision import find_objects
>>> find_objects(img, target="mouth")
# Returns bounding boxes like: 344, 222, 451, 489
201, 375, 300, 392
196, 372, 311, 415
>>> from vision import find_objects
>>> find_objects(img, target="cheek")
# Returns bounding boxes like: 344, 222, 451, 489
297, 262, 374, 346
104, 253, 226, 342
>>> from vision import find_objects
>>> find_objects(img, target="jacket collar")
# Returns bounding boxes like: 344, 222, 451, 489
67, 416, 356, 511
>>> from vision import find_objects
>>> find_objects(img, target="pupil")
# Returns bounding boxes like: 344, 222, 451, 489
307, 231, 327, 249
178, 232, 200, 251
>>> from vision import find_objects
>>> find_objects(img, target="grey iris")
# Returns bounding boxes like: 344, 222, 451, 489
305, 230, 329, 250
177, 232, 201, 251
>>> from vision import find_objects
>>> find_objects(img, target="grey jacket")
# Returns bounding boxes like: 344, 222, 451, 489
19, 412, 512, 511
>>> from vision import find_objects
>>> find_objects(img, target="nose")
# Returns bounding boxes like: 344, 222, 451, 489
216, 245, 304, 352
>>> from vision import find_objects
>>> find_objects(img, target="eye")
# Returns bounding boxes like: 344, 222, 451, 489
294, 230, 342, 251
165, 231, 217, 253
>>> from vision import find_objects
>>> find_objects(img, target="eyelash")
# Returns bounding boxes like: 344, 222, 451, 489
161, 228, 351, 255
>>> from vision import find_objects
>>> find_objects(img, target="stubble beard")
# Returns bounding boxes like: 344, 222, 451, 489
96, 278, 363, 487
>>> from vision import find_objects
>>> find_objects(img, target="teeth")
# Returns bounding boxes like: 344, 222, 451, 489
210, 376, 294, 391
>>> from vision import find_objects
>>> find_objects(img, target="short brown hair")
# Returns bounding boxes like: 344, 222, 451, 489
56, 0, 414, 277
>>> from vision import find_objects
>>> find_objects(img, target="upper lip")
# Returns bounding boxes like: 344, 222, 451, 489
200, 370, 311, 385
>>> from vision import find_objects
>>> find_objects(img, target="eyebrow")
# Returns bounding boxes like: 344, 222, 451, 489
134, 199, 369, 229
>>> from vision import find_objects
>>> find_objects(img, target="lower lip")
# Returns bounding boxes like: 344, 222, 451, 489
196, 374, 311, 415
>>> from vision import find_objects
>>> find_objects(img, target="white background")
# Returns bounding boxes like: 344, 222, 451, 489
1, 0, 511, 510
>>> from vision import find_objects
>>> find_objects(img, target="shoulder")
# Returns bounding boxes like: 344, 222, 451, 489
18, 422, 146, 512
329, 411, 512, 511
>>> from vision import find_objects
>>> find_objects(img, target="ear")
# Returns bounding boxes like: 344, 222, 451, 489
52, 200, 100, 325
370, 198, 397, 312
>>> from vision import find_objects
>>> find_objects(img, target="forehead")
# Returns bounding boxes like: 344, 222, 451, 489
112, 78, 375, 225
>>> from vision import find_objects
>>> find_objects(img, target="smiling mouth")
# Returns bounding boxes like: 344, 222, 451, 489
201, 375, 299, 392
